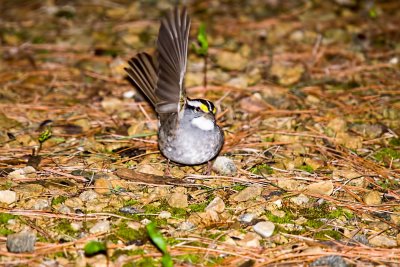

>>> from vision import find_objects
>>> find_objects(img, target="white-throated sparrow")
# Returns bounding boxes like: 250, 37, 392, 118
125, 7, 224, 165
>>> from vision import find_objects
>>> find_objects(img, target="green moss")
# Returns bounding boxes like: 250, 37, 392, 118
170, 207, 187, 218
112, 249, 134, 259
0, 227, 14, 236
206, 255, 225, 265
314, 230, 341, 240
121, 256, 158, 267
51, 196, 67, 206
377, 178, 399, 190
0, 213, 16, 224
1, 181, 13, 190
250, 163, 274, 175
327, 208, 354, 219
263, 137, 274, 142
115, 222, 148, 243
304, 219, 324, 228
297, 203, 330, 220
298, 164, 314, 173
264, 210, 295, 224
54, 219, 77, 236
232, 184, 247, 191
389, 138, 400, 146
188, 202, 207, 212
112, 248, 145, 260
123, 199, 139, 206
208, 232, 226, 241
374, 148, 400, 162
176, 254, 201, 265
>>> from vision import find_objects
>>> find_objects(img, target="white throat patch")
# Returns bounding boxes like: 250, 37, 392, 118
191, 116, 214, 131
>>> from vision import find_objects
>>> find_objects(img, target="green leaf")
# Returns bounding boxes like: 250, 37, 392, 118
162, 254, 174, 267
84, 241, 107, 256
38, 128, 52, 143
146, 222, 167, 254
146, 222, 173, 266
193, 23, 208, 56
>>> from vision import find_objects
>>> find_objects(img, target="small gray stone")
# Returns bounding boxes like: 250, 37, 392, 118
0, 190, 17, 204
310, 255, 348, 267
79, 190, 99, 202
212, 156, 237, 176
158, 211, 171, 219
6, 231, 36, 253
290, 194, 310, 206
89, 220, 110, 234
71, 222, 83, 232
253, 221, 275, 238
369, 235, 397, 248
32, 199, 50, 210
238, 213, 257, 223
7, 166, 36, 180
178, 221, 196, 231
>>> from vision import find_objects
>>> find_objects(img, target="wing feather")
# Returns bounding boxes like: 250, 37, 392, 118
155, 7, 191, 114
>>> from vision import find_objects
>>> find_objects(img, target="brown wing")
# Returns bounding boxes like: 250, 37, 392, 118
125, 52, 158, 106
155, 7, 191, 114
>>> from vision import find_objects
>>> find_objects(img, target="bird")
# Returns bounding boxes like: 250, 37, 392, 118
125, 7, 224, 166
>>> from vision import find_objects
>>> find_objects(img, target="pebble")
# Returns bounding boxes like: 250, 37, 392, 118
306, 181, 334, 196
253, 221, 275, 238
178, 221, 196, 231
236, 232, 261, 248
369, 235, 397, 248
71, 222, 83, 232
212, 156, 237, 176
167, 192, 188, 208
363, 191, 382, 205
31, 199, 50, 210
57, 205, 72, 214
13, 183, 45, 197
270, 62, 304, 86
227, 76, 248, 89
140, 218, 151, 226
231, 186, 262, 202
101, 97, 123, 114
119, 206, 143, 215
205, 197, 225, 213
6, 231, 36, 253
238, 213, 257, 224
327, 117, 348, 133
89, 220, 110, 234
350, 123, 384, 139
277, 180, 306, 191
136, 164, 164, 176
7, 166, 36, 180
158, 211, 172, 219
310, 255, 348, 267
79, 190, 99, 202
290, 194, 310, 206
216, 50, 247, 71
64, 197, 84, 209
335, 132, 363, 150
0, 190, 17, 204
94, 178, 111, 195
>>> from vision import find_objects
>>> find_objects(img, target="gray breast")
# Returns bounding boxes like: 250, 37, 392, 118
158, 114, 224, 165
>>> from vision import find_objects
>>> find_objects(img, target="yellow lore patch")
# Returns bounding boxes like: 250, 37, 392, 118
199, 103, 209, 113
